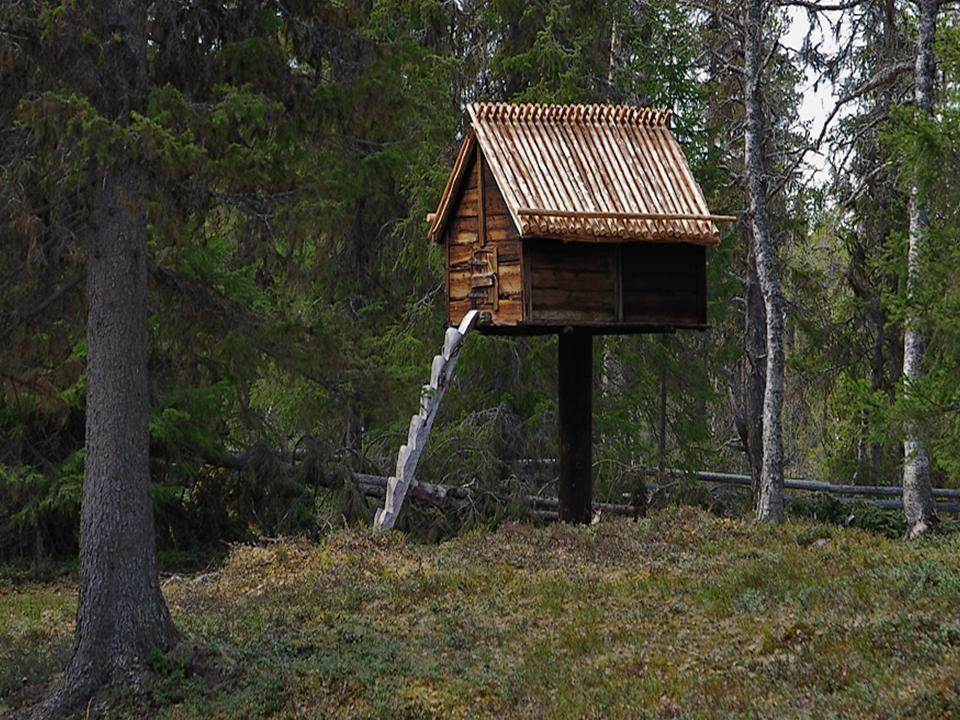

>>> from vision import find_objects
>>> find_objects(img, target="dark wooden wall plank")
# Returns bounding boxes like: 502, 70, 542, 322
447, 148, 524, 328
527, 239, 618, 323
621, 243, 705, 325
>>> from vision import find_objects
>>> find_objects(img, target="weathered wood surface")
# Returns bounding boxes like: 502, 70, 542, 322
672, 468, 960, 500
431, 103, 733, 334
373, 310, 481, 530
429, 104, 731, 245
477, 151, 487, 246
445, 152, 479, 328
558, 331, 593, 523
464, 103, 722, 244
482, 214, 517, 234
358, 473, 471, 511
517, 207, 738, 222
359, 469, 960, 518
444, 146, 523, 329
901, 0, 941, 538
744, 0, 786, 523
524, 239, 706, 329
359, 473, 639, 517
520, 461, 960, 509
526, 461, 959, 502
528, 241, 616, 324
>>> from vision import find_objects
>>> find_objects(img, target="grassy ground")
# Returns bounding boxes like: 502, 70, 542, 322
3, 507, 960, 719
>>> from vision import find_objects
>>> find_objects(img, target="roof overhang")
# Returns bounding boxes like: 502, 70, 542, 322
428, 131, 478, 243
429, 103, 734, 246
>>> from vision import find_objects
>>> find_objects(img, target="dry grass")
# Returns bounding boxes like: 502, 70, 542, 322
3, 507, 960, 718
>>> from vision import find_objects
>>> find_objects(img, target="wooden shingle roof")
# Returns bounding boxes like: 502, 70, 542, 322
429, 102, 730, 245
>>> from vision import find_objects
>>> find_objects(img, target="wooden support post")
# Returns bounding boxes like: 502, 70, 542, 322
558, 329, 593, 523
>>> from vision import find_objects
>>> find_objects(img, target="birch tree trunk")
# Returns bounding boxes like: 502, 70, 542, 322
744, 238, 767, 494
32, 2, 178, 716
743, 0, 785, 522
608, 5, 621, 86
901, 0, 940, 539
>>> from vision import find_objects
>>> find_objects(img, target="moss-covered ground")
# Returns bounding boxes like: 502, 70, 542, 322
3, 507, 960, 718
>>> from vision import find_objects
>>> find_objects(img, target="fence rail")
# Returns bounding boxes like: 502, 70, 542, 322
658, 468, 960, 499
515, 460, 960, 513
357, 464, 960, 517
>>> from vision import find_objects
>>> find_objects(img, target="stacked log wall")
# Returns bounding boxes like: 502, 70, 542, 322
447, 149, 523, 327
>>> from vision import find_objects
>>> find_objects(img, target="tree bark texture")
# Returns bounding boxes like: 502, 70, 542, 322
33, 2, 177, 717
38, 167, 179, 717
608, 6, 621, 86
743, 0, 785, 522
744, 237, 766, 494
657, 351, 668, 488
901, 0, 939, 539
558, 331, 593, 524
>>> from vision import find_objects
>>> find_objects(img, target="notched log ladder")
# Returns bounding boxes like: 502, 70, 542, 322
373, 309, 481, 530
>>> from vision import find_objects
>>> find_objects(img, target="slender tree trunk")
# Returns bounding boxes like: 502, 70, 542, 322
608, 4, 621, 86
744, 239, 766, 493
657, 342, 668, 488
743, 0, 785, 522
866, 0, 899, 486
868, 299, 886, 483
901, 0, 940, 539
33, 2, 177, 717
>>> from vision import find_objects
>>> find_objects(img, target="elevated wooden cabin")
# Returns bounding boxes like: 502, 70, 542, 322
429, 103, 729, 334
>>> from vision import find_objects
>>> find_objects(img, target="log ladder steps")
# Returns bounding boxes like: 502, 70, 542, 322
373, 310, 481, 530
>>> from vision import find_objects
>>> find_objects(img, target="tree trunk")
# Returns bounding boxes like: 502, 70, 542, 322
607, 4, 621, 86
32, 2, 178, 717
743, 0, 785, 522
744, 237, 766, 494
901, 0, 939, 539
657, 349, 668, 489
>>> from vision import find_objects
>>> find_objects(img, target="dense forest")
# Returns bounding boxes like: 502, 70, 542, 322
2, 0, 960, 717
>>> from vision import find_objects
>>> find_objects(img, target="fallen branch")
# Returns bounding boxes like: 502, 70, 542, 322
356, 473, 471, 512
214, 448, 960, 518
355, 474, 642, 518
525, 495, 638, 517
657, 468, 960, 501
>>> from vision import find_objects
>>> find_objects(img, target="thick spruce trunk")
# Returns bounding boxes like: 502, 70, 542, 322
33, 2, 177, 717
901, 0, 939, 539
35, 168, 179, 719
743, 0, 785, 522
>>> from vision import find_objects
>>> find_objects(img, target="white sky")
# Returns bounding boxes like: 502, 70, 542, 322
783, 9, 845, 184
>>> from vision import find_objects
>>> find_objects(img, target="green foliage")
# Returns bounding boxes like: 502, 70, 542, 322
0, 0, 742, 559
145, 647, 194, 706
782, 9, 960, 491
0, 453, 83, 561
818, 374, 896, 483
786, 494, 907, 539
4, 0, 956, 564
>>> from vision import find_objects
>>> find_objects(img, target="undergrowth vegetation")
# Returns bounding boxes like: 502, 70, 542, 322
6, 1, 960, 566
3, 507, 960, 719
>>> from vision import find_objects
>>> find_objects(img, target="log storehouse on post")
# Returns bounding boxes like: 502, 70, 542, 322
374, 102, 732, 530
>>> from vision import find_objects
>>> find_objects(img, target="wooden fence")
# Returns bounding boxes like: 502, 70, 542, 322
645, 468, 960, 513
359, 464, 960, 517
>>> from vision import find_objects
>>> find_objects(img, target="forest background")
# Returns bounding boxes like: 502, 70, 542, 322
2, 0, 960, 560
